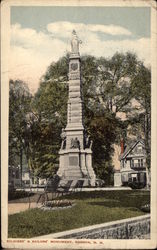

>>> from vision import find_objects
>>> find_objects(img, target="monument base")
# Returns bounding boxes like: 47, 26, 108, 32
57, 148, 96, 187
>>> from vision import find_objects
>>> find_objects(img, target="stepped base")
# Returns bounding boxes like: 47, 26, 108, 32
59, 178, 91, 188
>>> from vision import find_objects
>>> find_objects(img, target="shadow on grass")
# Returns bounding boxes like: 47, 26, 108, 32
62, 190, 149, 199
9, 192, 37, 203
88, 201, 121, 207
87, 201, 141, 211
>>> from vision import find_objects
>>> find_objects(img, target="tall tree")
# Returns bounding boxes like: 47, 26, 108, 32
30, 56, 69, 178
130, 64, 151, 186
9, 79, 32, 186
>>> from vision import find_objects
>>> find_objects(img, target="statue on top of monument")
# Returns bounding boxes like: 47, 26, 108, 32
71, 30, 82, 54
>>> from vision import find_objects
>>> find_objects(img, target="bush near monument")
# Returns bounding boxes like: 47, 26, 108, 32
8, 190, 34, 201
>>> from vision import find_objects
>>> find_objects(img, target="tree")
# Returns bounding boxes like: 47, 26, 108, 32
90, 52, 138, 114
130, 64, 151, 187
30, 56, 69, 178
9, 79, 32, 186
88, 111, 121, 185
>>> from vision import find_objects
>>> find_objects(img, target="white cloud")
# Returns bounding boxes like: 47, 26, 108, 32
81, 36, 150, 66
10, 23, 67, 93
47, 21, 132, 37
88, 24, 131, 36
10, 22, 150, 94
10, 45, 50, 93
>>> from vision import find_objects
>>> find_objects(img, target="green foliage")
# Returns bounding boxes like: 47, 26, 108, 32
29, 56, 69, 178
86, 112, 118, 182
93, 52, 139, 113
131, 63, 151, 110
9, 79, 32, 168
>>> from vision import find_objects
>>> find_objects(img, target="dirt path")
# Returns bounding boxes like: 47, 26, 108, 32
8, 192, 55, 214
8, 202, 42, 215
8, 193, 44, 214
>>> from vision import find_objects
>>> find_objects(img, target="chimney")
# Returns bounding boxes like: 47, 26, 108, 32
120, 138, 124, 154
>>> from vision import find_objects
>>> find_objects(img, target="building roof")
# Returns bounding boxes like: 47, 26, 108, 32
120, 139, 145, 160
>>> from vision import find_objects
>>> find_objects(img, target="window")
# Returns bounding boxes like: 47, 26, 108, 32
131, 173, 137, 182
141, 159, 143, 167
137, 159, 144, 167
132, 173, 137, 178
134, 159, 138, 168
132, 159, 144, 168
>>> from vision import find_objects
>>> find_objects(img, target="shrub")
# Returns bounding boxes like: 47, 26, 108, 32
8, 190, 34, 201
140, 204, 150, 213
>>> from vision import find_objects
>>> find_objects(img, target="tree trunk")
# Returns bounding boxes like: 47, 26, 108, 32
20, 146, 23, 187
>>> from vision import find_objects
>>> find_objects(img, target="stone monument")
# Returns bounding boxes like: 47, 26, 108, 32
57, 30, 96, 186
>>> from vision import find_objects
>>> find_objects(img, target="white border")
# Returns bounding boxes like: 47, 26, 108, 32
1, 0, 157, 249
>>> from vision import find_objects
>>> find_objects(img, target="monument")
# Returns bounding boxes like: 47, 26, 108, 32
57, 30, 96, 186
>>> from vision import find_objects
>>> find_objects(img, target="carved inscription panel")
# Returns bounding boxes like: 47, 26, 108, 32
69, 156, 78, 166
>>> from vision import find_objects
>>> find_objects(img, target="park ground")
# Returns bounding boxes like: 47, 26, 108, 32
8, 189, 150, 238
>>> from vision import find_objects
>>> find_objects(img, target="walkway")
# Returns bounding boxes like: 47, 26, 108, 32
8, 193, 43, 215
8, 202, 42, 215
17, 186, 132, 193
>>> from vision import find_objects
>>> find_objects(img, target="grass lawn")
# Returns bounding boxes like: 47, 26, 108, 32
8, 190, 150, 238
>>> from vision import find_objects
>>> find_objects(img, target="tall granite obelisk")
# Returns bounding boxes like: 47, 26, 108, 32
57, 30, 96, 186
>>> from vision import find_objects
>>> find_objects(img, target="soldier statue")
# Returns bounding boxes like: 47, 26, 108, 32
71, 30, 82, 54
61, 128, 66, 150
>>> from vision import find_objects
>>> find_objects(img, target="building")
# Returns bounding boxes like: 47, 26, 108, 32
22, 170, 46, 187
9, 165, 21, 188
22, 170, 30, 186
9, 165, 46, 188
114, 138, 147, 187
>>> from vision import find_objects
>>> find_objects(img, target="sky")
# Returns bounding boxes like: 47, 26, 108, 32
10, 6, 151, 93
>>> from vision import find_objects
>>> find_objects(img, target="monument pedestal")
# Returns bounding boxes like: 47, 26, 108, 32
58, 149, 83, 179
58, 148, 96, 186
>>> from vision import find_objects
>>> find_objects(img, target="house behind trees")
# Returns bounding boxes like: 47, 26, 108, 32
114, 139, 147, 188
